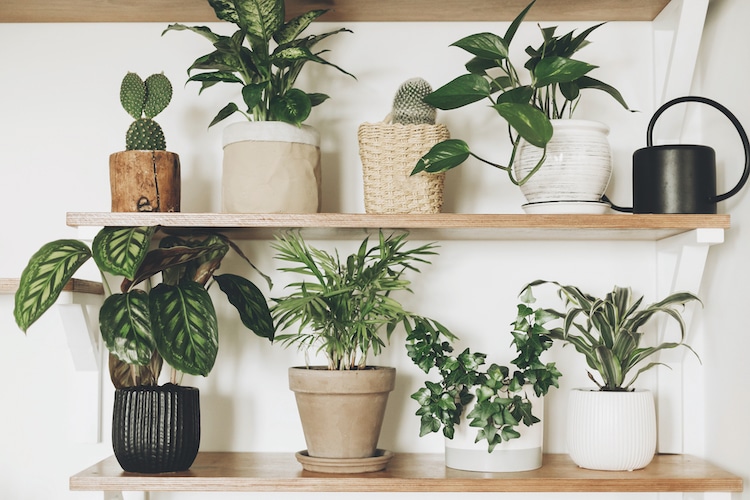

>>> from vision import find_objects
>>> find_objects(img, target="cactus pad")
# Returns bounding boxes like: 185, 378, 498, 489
120, 73, 147, 120
392, 77, 436, 125
143, 73, 173, 119
126, 118, 166, 151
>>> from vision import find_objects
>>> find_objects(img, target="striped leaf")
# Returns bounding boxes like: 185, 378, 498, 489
150, 282, 218, 377
99, 290, 155, 365
108, 352, 163, 389
14, 239, 92, 332
92, 226, 155, 280
214, 274, 274, 340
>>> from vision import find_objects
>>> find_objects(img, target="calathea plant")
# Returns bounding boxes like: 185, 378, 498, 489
14, 227, 274, 388
520, 280, 700, 391
120, 72, 172, 150
411, 0, 629, 185
164, 0, 354, 127
270, 231, 454, 370
408, 298, 561, 451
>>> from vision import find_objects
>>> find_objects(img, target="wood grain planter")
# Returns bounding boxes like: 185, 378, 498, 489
109, 150, 181, 212
288, 366, 396, 464
112, 384, 200, 473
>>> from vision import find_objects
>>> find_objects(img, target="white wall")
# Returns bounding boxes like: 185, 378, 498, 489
0, 1, 745, 498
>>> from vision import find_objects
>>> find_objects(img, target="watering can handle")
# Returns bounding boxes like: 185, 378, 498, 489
647, 95, 750, 203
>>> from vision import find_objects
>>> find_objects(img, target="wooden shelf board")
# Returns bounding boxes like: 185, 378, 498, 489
69, 453, 742, 493
0, 278, 103, 295
66, 212, 730, 241
1, 0, 671, 23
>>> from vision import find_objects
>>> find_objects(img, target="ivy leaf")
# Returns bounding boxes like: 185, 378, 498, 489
424, 74, 491, 110
412, 139, 471, 174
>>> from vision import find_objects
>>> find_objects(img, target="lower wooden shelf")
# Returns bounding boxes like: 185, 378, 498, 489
69, 452, 742, 493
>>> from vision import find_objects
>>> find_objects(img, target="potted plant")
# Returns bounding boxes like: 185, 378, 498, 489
411, 0, 630, 212
110, 72, 181, 213
520, 280, 700, 471
14, 226, 274, 472
408, 298, 561, 472
358, 77, 450, 214
164, 0, 354, 214
270, 230, 453, 473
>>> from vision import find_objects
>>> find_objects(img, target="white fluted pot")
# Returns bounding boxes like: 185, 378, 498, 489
514, 120, 612, 212
567, 388, 656, 471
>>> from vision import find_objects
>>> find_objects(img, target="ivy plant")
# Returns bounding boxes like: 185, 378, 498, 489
408, 298, 561, 451
164, 0, 355, 127
14, 227, 274, 388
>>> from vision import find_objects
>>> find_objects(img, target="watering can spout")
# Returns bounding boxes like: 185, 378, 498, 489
605, 96, 750, 214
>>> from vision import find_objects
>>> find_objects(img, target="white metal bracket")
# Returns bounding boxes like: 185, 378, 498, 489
655, 228, 724, 456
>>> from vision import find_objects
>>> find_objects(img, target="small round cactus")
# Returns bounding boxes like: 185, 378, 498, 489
391, 77, 436, 125
120, 72, 172, 150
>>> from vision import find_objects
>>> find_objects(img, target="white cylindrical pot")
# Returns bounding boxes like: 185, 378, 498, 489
567, 388, 656, 471
221, 121, 321, 213
514, 120, 612, 209
445, 390, 544, 472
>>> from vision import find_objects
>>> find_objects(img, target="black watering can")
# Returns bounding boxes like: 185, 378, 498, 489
606, 96, 750, 214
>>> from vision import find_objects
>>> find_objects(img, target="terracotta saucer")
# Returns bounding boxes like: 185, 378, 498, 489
295, 449, 394, 473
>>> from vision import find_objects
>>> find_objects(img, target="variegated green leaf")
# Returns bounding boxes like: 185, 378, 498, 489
214, 274, 274, 340
274, 9, 327, 45
234, 0, 284, 43
150, 282, 218, 377
92, 226, 155, 280
14, 239, 92, 332
100, 290, 155, 366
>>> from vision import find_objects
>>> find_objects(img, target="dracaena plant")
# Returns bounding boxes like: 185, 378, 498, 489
520, 280, 700, 391
412, 0, 629, 185
14, 227, 274, 388
163, 0, 354, 127
408, 299, 561, 451
270, 231, 453, 370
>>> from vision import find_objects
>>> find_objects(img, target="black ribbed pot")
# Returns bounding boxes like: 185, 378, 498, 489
112, 383, 200, 473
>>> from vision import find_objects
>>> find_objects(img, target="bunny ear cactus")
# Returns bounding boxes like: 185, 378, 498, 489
120, 72, 173, 150
392, 77, 437, 125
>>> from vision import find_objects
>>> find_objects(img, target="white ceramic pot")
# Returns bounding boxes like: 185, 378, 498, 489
514, 120, 612, 213
445, 390, 544, 472
567, 388, 656, 471
221, 121, 321, 213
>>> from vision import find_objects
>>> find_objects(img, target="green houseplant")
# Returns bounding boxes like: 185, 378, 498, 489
412, 0, 629, 209
164, 0, 355, 214
270, 231, 453, 471
520, 279, 700, 470
110, 72, 181, 213
408, 298, 561, 471
14, 226, 274, 472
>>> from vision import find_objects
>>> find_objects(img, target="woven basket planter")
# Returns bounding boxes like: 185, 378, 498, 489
358, 122, 449, 214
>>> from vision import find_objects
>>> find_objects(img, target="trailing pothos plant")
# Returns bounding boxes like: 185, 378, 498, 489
411, 0, 629, 185
520, 280, 700, 391
270, 231, 454, 370
408, 298, 561, 451
14, 227, 274, 388
164, 0, 355, 127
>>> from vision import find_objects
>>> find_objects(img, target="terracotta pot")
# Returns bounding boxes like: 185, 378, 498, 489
566, 388, 656, 471
514, 120, 612, 213
109, 150, 181, 212
221, 122, 321, 213
112, 383, 200, 473
445, 387, 544, 472
288, 366, 395, 459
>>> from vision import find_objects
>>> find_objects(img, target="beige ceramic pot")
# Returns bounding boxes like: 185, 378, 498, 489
109, 150, 181, 212
288, 366, 396, 460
